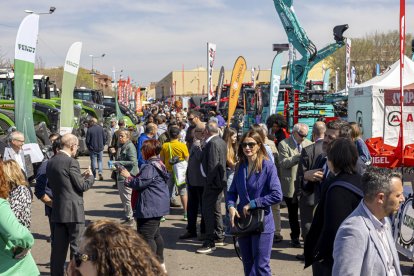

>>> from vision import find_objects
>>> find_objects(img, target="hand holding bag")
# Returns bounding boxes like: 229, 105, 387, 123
230, 166, 265, 237
230, 208, 265, 237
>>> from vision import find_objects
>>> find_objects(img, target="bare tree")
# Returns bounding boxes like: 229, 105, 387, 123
0, 48, 12, 69
328, 30, 412, 90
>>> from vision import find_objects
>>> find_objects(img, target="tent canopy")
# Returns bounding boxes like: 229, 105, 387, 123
354, 55, 414, 92
348, 56, 414, 147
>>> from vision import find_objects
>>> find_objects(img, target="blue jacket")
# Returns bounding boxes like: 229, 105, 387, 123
227, 159, 282, 233
34, 160, 52, 216
86, 124, 106, 153
355, 138, 372, 165
126, 157, 170, 219
136, 133, 151, 168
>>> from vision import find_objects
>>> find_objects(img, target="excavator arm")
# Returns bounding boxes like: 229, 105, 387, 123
309, 41, 345, 69
272, 0, 314, 60
272, 0, 348, 91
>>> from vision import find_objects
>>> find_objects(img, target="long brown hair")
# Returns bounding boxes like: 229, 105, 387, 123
223, 127, 238, 165
3, 159, 28, 190
237, 130, 268, 174
82, 219, 165, 276
0, 162, 9, 199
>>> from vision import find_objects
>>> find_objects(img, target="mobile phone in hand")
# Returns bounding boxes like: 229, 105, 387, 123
115, 163, 126, 171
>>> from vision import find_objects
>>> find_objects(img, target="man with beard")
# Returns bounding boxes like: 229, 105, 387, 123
185, 110, 202, 149
333, 167, 404, 276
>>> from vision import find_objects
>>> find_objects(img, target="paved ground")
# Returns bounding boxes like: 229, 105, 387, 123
30, 154, 413, 275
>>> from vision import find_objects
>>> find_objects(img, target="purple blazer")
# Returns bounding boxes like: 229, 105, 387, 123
227, 159, 282, 233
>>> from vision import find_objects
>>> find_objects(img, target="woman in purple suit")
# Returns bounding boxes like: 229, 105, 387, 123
227, 130, 283, 276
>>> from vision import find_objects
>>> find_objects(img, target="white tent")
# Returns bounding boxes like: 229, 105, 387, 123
348, 56, 414, 146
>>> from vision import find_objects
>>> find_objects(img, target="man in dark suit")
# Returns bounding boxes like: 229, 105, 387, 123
47, 134, 94, 276
180, 122, 206, 240
294, 121, 326, 260
303, 120, 355, 203
197, 121, 227, 254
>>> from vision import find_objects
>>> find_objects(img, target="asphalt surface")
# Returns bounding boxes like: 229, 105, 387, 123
29, 154, 413, 276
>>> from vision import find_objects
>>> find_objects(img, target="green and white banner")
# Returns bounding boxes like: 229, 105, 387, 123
14, 14, 43, 162
14, 14, 39, 144
60, 42, 82, 135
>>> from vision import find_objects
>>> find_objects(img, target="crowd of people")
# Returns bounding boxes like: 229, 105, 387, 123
0, 102, 408, 276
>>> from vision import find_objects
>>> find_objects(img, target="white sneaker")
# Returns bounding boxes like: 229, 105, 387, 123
160, 263, 167, 273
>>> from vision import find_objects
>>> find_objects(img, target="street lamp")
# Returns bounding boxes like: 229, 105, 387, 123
89, 53, 105, 89
24, 7, 56, 14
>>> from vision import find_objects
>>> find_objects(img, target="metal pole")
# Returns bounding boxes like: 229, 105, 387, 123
91, 56, 95, 89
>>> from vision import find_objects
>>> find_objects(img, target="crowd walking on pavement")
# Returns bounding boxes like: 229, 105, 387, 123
0, 102, 409, 276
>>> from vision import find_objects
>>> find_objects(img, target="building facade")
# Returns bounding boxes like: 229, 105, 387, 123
155, 61, 328, 99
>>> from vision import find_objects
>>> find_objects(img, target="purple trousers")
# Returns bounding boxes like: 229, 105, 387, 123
238, 232, 273, 276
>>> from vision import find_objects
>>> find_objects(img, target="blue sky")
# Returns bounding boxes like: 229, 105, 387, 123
0, 1, 413, 86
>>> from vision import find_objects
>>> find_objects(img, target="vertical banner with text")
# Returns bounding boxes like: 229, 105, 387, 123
323, 69, 331, 91
14, 14, 43, 162
126, 77, 131, 108
383, 89, 413, 147
268, 53, 283, 118
207, 42, 216, 100
251, 67, 255, 88
14, 14, 39, 144
345, 38, 352, 94
116, 80, 123, 120
227, 56, 246, 125
216, 66, 225, 113
60, 42, 82, 135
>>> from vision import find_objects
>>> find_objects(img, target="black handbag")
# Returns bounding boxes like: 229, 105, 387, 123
230, 208, 265, 237
229, 166, 265, 237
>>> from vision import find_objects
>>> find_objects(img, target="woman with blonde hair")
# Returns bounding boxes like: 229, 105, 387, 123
222, 127, 238, 187
3, 159, 32, 229
67, 219, 165, 276
222, 127, 238, 233
0, 161, 39, 275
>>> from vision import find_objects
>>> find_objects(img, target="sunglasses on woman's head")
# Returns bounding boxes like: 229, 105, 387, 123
242, 142, 257, 149
73, 252, 96, 267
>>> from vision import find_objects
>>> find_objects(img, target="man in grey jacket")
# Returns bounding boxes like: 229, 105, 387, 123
333, 167, 404, 276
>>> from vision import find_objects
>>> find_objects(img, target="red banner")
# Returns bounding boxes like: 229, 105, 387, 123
118, 79, 123, 104
126, 77, 131, 107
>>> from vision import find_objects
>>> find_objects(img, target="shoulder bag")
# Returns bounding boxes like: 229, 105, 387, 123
230, 166, 265, 237
168, 143, 187, 187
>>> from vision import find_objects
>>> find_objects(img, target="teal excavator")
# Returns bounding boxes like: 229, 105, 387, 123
272, 0, 348, 92
269, 0, 348, 131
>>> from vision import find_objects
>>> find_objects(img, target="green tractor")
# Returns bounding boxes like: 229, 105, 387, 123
73, 87, 137, 127
0, 71, 60, 141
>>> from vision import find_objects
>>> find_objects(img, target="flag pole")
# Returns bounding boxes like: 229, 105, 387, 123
399, 0, 405, 167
